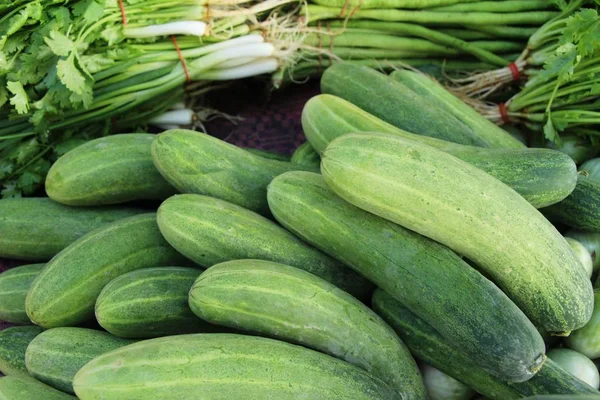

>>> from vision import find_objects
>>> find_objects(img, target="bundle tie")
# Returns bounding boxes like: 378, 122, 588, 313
171, 35, 191, 83
498, 103, 510, 124
339, 0, 363, 19
508, 62, 521, 81
118, 0, 128, 26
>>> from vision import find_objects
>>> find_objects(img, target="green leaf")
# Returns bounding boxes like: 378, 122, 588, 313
6, 80, 29, 114
44, 30, 74, 57
81, 53, 114, 74
562, 8, 600, 58
0, 78, 8, 108
100, 25, 123, 46
544, 117, 560, 143
51, 7, 72, 29
73, 0, 105, 23
57, 53, 87, 95
1, 181, 21, 198
538, 43, 579, 84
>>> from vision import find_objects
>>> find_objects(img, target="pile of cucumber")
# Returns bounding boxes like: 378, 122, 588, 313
1, 64, 600, 400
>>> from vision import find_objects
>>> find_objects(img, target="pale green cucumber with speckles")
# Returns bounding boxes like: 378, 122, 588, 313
322, 133, 593, 337
291, 142, 320, 170
566, 238, 594, 278
0, 264, 44, 323
566, 291, 600, 359
267, 171, 545, 383
73, 333, 398, 400
0, 198, 143, 261
189, 259, 425, 399
0, 326, 44, 377
96, 267, 218, 338
0, 376, 76, 400
25, 214, 189, 328
46, 134, 177, 206
566, 231, 600, 273
245, 148, 290, 162
25, 327, 134, 394
151, 129, 316, 214
157, 194, 371, 299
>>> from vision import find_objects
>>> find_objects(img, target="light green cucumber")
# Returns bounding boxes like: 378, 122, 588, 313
543, 175, 600, 232
245, 148, 290, 162
291, 142, 321, 170
0, 264, 44, 324
0, 198, 143, 261
566, 238, 594, 278
567, 231, 600, 272
581, 159, 600, 181
267, 171, 545, 383
321, 133, 593, 336
151, 129, 316, 214
0, 376, 76, 400
25, 214, 189, 328
157, 194, 371, 299
96, 267, 218, 338
421, 364, 475, 400
73, 333, 398, 400
547, 349, 600, 390
567, 292, 600, 360
0, 326, 44, 377
189, 259, 425, 399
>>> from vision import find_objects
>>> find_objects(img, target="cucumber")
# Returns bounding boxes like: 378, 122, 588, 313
25, 213, 189, 328
421, 364, 475, 400
0, 264, 44, 323
302, 94, 577, 208
0, 326, 43, 377
581, 159, 600, 181
547, 349, 600, 390
322, 132, 593, 336
189, 259, 425, 399
389, 69, 524, 149
266, 171, 545, 383
72, 333, 398, 400
566, 238, 594, 278
0, 376, 76, 400
522, 396, 600, 400
372, 289, 600, 400
0, 198, 143, 261
291, 142, 321, 170
566, 231, 600, 273
151, 129, 316, 215
543, 175, 600, 231
157, 194, 371, 299
547, 135, 598, 165
96, 267, 217, 338
245, 148, 290, 162
25, 327, 134, 394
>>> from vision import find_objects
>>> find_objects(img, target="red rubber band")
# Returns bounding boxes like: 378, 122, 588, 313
508, 62, 520, 81
171, 35, 191, 83
498, 103, 510, 124
118, 0, 127, 26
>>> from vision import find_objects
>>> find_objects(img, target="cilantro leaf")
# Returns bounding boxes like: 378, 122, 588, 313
6, 80, 29, 114
44, 30, 74, 57
537, 43, 579, 85
562, 8, 600, 58
73, 0, 105, 23
544, 117, 560, 143
1, 181, 21, 198
57, 53, 87, 95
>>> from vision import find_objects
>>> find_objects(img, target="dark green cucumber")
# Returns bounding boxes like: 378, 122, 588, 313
25, 327, 134, 394
548, 349, 600, 389
543, 175, 600, 231
0, 264, 44, 324
157, 194, 371, 299
291, 142, 321, 170
189, 259, 425, 399
372, 289, 600, 400
522, 396, 600, 400
96, 267, 217, 338
245, 148, 290, 162
266, 171, 545, 383
0, 376, 76, 400
0, 198, 143, 261
0, 326, 44, 377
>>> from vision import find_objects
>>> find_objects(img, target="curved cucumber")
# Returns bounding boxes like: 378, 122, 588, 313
543, 175, 600, 231
547, 349, 600, 390
73, 333, 398, 400
566, 231, 600, 272
0, 326, 44, 377
422, 364, 475, 400
291, 142, 321, 170
322, 133, 593, 336
25, 214, 189, 328
581, 158, 600, 181
0, 376, 76, 400
157, 194, 371, 299
566, 238, 594, 278
0, 264, 44, 323
245, 148, 290, 162
189, 259, 425, 399
567, 291, 600, 359
267, 171, 544, 383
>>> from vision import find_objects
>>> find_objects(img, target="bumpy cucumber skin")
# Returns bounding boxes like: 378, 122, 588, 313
372, 289, 600, 400
566, 238, 594, 278
189, 259, 425, 399
25, 327, 134, 394
245, 148, 290, 162
96, 267, 218, 338
547, 349, 600, 389
0, 198, 143, 261
157, 194, 371, 299
46, 134, 177, 206
0, 376, 76, 400
291, 142, 321, 170
0, 264, 44, 323
567, 291, 600, 359
521, 396, 600, 400
267, 171, 545, 383
73, 334, 398, 400
544, 175, 600, 231
0, 326, 44, 377
321, 133, 593, 336
25, 214, 189, 328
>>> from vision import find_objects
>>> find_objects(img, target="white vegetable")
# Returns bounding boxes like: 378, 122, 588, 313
125, 21, 208, 38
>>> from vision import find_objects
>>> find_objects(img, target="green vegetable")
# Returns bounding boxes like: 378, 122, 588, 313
0, 326, 43, 377
566, 238, 594, 278
422, 364, 475, 400
581, 159, 600, 181
521, 396, 600, 400
0, 264, 44, 323
544, 175, 600, 232
0, 376, 76, 400
245, 148, 290, 162
291, 142, 321, 170
547, 136, 598, 165
566, 231, 600, 272
548, 349, 600, 390
567, 291, 600, 360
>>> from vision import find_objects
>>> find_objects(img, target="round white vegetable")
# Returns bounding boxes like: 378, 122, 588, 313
565, 237, 594, 278
547, 348, 600, 389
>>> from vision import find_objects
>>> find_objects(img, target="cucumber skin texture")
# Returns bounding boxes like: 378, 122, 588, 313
291, 142, 321, 170
245, 148, 290, 162
267, 171, 545, 383
544, 175, 600, 231
189, 259, 425, 399
421, 364, 474, 400
301, 94, 577, 208
566, 238, 594, 278
96, 267, 216, 338
567, 291, 600, 359
25, 213, 190, 328
320, 64, 485, 146
157, 194, 371, 299
0, 376, 76, 400
151, 129, 316, 215
566, 231, 600, 271
0, 198, 143, 261
0, 326, 44, 377
0, 264, 44, 323
548, 349, 600, 389
322, 133, 593, 335
522, 396, 600, 400
372, 289, 600, 400
73, 333, 398, 400
25, 327, 134, 394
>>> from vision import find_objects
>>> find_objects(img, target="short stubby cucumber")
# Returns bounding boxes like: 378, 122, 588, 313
372, 289, 600, 400
25, 214, 189, 328
73, 334, 398, 400
157, 194, 371, 299
0, 264, 44, 324
267, 171, 545, 383
46, 134, 177, 206
0, 376, 76, 400
321, 133, 593, 335
189, 259, 425, 399
151, 129, 316, 214
25, 327, 134, 394
291, 142, 321, 170
0, 198, 143, 261
0, 326, 43, 377
544, 175, 600, 232
566, 292, 600, 359
96, 267, 217, 338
